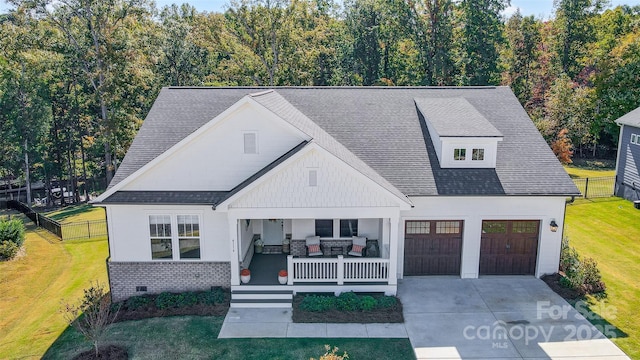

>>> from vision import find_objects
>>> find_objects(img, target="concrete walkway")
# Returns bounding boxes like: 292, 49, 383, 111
218, 308, 407, 338
218, 277, 630, 360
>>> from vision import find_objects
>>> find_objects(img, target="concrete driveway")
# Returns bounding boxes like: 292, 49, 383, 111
398, 277, 629, 360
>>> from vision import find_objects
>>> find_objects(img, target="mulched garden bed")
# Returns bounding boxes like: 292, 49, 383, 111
292, 294, 404, 323
112, 288, 230, 323
541, 273, 583, 301
114, 303, 229, 322
73, 345, 128, 360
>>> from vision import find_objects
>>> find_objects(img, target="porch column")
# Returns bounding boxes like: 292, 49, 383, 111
387, 215, 399, 285
228, 216, 240, 286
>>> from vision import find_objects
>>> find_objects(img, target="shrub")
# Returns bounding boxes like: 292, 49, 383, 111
0, 241, 19, 260
336, 292, 360, 311
63, 281, 120, 357
559, 237, 606, 295
377, 296, 397, 309
300, 295, 336, 312
155, 292, 180, 309
197, 287, 227, 305
180, 292, 199, 307
125, 295, 151, 310
359, 296, 377, 311
0, 219, 25, 247
581, 257, 606, 294
560, 237, 580, 274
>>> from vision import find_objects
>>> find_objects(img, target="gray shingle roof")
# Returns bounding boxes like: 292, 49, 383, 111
105, 86, 579, 200
616, 106, 640, 128
101, 191, 229, 205
249, 90, 410, 203
414, 97, 502, 137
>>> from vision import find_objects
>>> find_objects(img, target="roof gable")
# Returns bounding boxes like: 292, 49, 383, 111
616, 106, 640, 128
225, 145, 411, 210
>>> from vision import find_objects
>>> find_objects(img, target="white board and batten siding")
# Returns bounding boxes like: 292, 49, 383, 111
230, 149, 400, 210
400, 196, 567, 279
121, 104, 308, 192
106, 204, 230, 262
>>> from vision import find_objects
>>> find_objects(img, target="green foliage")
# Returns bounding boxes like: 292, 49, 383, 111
125, 295, 151, 310
0, 219, 25, 260
376, 296, 397, 309
299, 293, 399, 312
336, 291, 360, 311
300, 295, 336, 312
359, 295, 377, 311
0, 241, 20, 260
150, 289, 227, 309
0, 219, 25, 246
559, 237, 606, 295
63, 281, 119, 357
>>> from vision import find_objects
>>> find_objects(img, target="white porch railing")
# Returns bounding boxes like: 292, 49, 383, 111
287, 255, 390, 285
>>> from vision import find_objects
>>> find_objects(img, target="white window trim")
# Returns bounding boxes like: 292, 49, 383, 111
243, 131, 259, 154
148, 212, 203, 261
471, 148, 485, 161
454, 148, 466, 161
632, 133, 638, 145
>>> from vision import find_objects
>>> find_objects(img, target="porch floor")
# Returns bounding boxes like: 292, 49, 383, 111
246, 253, 288, 285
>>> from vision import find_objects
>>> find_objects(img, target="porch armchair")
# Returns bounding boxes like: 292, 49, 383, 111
347, 236, 367, 257
305, 236, 324, 257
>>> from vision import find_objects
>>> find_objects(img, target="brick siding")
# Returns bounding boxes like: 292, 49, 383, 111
108, 261, 231, 302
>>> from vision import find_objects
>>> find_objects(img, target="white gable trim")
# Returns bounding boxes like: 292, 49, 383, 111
93, 95, 312, 203
216, 142, 412, 211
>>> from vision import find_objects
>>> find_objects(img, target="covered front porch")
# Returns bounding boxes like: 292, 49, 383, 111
227, 210, 401, 297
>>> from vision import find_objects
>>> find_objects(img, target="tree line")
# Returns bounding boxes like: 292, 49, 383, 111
1, 0, 639, 205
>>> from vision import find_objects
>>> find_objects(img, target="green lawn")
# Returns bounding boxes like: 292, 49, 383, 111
45, 204, 106, 224
565, 198, 640, 359
564, 166, 615, 179
43, 316, 415, 359
0, 211, 109, 359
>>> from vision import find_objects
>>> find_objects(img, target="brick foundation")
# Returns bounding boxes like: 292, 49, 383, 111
108, 261, 231, 302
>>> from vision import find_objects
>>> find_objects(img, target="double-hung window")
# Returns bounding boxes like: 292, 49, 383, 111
149, 214, 201, 260
340, 219, 358, 237
178, 215, 201, 259
150, 215, 172, 259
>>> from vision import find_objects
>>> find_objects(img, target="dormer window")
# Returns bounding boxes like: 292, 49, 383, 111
414, 97, 503, 169
243, 132, 258, 154
472, 148, 485, 161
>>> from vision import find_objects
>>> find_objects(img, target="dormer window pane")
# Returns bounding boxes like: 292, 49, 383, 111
472, 148, 485, 160
454, 148, 466, 160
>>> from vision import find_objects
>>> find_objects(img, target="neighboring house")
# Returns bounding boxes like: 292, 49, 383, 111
92, 87, 579, 307
615, 106, 640, 202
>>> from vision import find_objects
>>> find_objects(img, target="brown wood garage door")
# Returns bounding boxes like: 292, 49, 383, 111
480, 220, 540, 275
404, 220, 463, 276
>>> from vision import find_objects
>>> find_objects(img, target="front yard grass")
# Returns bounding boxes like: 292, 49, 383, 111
43, 315, 415, 359
565, 197, 640, 359
0, 211, 108, 359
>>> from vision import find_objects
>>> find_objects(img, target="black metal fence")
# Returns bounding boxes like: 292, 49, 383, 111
7, 200, 107, 240
61, 220, 108, 240
572, 176, 615, 199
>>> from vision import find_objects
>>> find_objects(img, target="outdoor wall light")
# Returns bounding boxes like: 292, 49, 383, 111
550, 219, 559, 232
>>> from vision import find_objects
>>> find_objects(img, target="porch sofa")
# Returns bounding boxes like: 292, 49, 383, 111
291, 238, 379, 257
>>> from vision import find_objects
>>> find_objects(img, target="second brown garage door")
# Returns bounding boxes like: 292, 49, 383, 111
404, 220, 463, 276
480, 220, 540, 275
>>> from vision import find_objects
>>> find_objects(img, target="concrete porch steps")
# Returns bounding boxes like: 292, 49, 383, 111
231, 287, 293, 308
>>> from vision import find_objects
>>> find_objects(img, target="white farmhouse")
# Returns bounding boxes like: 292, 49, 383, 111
92, 87, 579, 307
